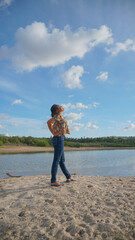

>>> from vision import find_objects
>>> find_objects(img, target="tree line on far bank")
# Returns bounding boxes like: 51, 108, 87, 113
0, 135, 135, 147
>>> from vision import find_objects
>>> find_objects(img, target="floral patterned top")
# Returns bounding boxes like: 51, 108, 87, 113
53, 114, 70, 136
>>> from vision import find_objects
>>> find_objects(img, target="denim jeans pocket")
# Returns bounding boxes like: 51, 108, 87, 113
52, 137, 57, 147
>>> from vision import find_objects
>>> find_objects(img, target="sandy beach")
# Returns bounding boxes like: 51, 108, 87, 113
1, 145, 135, 154
0, 174, 135, 240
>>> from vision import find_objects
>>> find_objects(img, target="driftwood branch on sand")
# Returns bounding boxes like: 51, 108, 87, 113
6, 172, 21, 178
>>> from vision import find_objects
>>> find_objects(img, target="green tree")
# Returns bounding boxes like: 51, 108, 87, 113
36, 139, 50, 147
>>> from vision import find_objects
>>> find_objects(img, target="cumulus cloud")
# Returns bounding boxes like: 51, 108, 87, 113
0, 22, 113, 71
62, 103, 72, 111
71, 102, 88, 110
91, 102, 100, 108
105, 39, 135, 55
70, 123, 84, 132
11, 99, 23, 105
123, 121, 135, 131
64, 112, 83, 121
86, 121, 99, 130
62, 102, 100, 111
96, 72, 108, 82
62, 65, 84, 89
0, 0, 13, 8
64, 112, 84, 132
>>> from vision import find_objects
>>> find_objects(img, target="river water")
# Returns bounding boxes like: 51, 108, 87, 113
0, 149, 135, 179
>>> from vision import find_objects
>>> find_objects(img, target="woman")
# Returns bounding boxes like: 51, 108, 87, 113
47, 104, 73, 186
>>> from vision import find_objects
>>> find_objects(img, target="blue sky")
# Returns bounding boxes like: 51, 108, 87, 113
0, 0, 135, 138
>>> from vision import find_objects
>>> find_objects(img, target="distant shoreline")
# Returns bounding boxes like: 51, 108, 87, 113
1, 145, 135, 154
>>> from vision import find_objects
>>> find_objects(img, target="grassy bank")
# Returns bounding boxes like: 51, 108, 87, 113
1, 145, 135, 154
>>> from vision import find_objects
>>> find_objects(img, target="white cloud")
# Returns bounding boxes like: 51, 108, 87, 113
62, 102, 100, 111
62, 65, 84, 89
91, 102, 100, 108
86, 121, 99, 130
63, 111, 84, 132
70, 123, 84, 132
0, 0, 13, 8
64, 112, 83, 121
62, 103, 72, 111
96, 72, 108, 82
11, 99, 23, 105
105, 39, 135, 56
74, 102, 100, 109
123, 121, 135, 131
71, 102, 88, 110
0, 22, 113, 71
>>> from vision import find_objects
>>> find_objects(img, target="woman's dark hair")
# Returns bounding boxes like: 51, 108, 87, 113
50, 104, 58, 117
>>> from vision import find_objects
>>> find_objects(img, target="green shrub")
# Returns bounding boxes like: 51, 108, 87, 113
74, 143, 81, 148
0, 140, 3, 146
36, 139, 50, 147
64, 141, 81, 148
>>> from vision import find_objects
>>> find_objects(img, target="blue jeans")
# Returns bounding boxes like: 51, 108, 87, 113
51, 135, 71, 183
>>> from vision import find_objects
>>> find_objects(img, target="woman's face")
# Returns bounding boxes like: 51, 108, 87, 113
59, 110, 64, 116
57, 106, 64, 114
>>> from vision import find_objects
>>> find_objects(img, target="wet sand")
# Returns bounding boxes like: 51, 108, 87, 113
0, 174, 135, 239
1, 145, 135, 154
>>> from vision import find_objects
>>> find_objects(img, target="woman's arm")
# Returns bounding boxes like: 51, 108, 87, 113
66, 126, 70, 134
47, 118, 55, 135
66, 121, 70, 134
